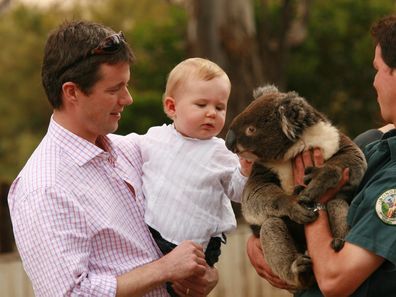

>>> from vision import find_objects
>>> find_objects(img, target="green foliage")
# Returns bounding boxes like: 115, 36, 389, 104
1, 0, 396, 184
0, 3, 53, 182
287, 0, 396, 137
0, 0, 184, 182
83, 0, 186, 134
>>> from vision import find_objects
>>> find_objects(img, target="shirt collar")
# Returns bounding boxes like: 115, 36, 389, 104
48, 116, 118, 166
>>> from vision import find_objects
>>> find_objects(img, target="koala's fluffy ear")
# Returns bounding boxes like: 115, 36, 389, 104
253, 85, 279, 99
278, 92, 311, 141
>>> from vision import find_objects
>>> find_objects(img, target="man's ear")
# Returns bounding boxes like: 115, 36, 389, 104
164, 96, 176, 118
61, 82, 79, 106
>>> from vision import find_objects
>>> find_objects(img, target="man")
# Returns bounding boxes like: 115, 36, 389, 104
247, 15, 396, 297
8, 20, 217, 297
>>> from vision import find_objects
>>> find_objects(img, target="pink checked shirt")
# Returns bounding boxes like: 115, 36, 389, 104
8, 118, 168, 297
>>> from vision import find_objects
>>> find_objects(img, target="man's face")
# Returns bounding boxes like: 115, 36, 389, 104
74, 62, 132, 142
373, 45, 396, 123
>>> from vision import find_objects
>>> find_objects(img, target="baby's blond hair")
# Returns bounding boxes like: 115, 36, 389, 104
164, 57, 230, 100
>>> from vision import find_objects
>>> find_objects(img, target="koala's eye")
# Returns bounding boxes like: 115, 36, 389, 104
245, 126, 256, 136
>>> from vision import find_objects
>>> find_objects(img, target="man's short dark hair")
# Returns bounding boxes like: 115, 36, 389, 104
371, 15, 396, 69
41, 20, 135, 108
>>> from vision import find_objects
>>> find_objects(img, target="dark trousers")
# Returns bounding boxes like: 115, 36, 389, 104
148, 226, 224, 297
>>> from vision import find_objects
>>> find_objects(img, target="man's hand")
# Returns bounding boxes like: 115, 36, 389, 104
172, 265, 218, 297
246, 235, 296, 290
159, 241, 207, 282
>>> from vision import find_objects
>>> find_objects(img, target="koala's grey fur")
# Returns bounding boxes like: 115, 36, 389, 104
225, 85, 367, 289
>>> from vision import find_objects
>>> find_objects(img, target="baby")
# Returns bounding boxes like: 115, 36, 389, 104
135, 57, 249, 295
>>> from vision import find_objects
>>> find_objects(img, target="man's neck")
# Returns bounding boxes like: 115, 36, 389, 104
53, 110, 98, 145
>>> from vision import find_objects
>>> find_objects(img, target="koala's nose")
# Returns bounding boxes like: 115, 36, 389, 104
225, 130, 236, 151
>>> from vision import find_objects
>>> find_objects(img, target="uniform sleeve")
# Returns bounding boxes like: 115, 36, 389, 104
9, 181, 117, 297
346, 172, 396, 267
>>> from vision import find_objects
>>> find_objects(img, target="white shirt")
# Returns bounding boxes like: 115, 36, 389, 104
8, 118, 167, 297
136, 124, 247, 249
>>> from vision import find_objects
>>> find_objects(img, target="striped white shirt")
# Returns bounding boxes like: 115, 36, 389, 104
8, 117, 168, 297
136, 124, 247, 249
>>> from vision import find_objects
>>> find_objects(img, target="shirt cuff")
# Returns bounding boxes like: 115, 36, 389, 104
79, 273, 117, 297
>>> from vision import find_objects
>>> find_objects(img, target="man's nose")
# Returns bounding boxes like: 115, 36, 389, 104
121, 88, 133, 106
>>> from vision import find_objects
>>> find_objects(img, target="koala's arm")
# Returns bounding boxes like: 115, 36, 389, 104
242, 163, 316, 225
300, 134, 367, 204
331, 134, 367, 188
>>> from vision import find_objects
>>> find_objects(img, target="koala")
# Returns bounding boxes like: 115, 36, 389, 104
225, 85, 367, 289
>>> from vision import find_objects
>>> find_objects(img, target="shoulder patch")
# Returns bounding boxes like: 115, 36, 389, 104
376, 189, 396, 225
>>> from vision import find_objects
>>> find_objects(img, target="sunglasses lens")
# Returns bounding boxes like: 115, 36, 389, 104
91, 32, 125, 55
102, 35, 121, 52
60, 32, 126, 75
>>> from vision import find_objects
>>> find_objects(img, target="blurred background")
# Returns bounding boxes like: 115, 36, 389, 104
0, 0, 395, 296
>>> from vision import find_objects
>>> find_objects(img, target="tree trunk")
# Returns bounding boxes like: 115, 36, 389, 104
185, 0, 310, 218
186, 0, 264, 136
0, 0, 11, 13
185, 0, 311, 135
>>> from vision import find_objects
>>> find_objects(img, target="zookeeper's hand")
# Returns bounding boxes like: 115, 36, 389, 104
292, 148, 350, 204
246, 235, 297, 290
173, 264, 218, 297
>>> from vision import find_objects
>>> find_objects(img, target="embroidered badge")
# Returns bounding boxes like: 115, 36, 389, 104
376, 189, 396, 225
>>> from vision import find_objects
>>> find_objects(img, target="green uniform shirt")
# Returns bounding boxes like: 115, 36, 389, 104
297, 130, 396, 297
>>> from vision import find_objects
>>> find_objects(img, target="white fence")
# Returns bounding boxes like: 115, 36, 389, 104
0, 223, 291, 297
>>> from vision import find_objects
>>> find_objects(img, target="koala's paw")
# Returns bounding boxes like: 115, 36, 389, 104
331, 238, 345, 252
303, 166, 316, 184
289, 203, 318, 224
298, 194, 315, 205
293, 184, 305, 195
291, 255, 314, 289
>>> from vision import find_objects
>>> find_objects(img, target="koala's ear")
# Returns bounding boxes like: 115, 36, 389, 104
278, 93, 309, 141
253, 84, 279, 99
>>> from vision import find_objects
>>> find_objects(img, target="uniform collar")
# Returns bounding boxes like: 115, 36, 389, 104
48, 116, 118, 166
382, 129, 396, 160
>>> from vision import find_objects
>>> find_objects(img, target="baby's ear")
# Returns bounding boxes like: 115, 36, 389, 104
163, 96, 176, 118
278, 93, 309, 141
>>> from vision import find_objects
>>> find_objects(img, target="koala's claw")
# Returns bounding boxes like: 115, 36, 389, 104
304, 166, 314, 175
291, 255, 314, 288
298, 194, 314, 204
290, 203, 318, 224
293, 185, 305, 195
331, 238, 345, 252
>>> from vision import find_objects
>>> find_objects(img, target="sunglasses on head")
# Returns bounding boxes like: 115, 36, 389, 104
59, 31, 126, 75
89, 31, 126, 56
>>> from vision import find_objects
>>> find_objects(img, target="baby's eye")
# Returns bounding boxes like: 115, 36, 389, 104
245, 126, 256, 136
216, 105, 225, 111
196, 103, 206, 107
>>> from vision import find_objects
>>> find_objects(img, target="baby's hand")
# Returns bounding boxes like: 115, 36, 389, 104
239, 157, 253, 177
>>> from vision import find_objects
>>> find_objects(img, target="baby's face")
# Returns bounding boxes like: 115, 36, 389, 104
172, 75, 230, 140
